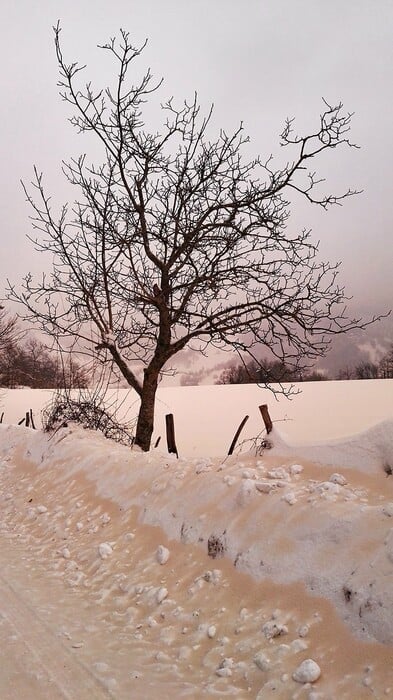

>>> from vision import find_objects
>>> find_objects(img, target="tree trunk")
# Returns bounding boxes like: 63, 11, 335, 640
134, 370, 159, 451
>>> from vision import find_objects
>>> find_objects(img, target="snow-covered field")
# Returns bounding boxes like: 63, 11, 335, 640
0, 380, 392, 698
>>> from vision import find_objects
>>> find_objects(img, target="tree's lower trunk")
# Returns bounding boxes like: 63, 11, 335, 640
134, 371, 159, 451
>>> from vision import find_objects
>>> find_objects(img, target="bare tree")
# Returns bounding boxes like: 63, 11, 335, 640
354, 361, 379, 379
379, 346, 393, 378
0, 307, 23, 353
8, 25, 383, 450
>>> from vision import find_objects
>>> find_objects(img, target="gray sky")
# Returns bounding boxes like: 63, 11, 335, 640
1, 0, 392, 326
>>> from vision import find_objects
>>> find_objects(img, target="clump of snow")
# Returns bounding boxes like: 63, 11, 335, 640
36, 504, 48, 514
292, 658, 321, 683
255, 481, 275, 494
155, 587, 168, 604
329, 473, 348, 485
266, 467, 289, 480
98, 542, 113, 559
156, 545, 170, 565
254, 651, 270, 671
262, 620, 288, 639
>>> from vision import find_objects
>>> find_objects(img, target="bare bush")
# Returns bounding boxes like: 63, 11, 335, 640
42, 390, 135, 447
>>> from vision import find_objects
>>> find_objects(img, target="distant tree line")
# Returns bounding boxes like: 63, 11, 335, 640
336, 350, 393, 381
0, 309, 88, 389
216, 348, 393, 385
216, 359, 327, 385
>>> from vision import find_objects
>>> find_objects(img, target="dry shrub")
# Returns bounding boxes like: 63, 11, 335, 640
42, 393, 135, 447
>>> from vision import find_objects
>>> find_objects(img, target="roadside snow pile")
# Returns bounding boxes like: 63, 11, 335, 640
1, 420, 393, 648
1, 420, 393, 697
276, 419, 393, 474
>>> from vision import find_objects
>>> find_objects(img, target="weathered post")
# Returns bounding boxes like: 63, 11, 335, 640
259, 404, 273, 434
228, 415, 249, 455
165, 414, 178, 458
29, 409, 36, 430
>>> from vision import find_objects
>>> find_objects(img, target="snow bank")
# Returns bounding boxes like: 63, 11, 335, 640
1, 415, 393, 647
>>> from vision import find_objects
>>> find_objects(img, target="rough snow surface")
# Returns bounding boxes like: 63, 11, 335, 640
0, 381, 392, 697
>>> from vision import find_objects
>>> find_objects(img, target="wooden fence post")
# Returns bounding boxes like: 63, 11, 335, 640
165, 414, 178, 458
228, 415, 249, 455
29, 409, 36, 430
259, 404, 273, 434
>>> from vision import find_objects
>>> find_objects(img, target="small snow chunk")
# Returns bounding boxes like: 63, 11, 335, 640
329, 473, 348, 486
255, 481, 275, 494
267, 467, 289, 480
223, 475, 236, 486
98, 542, 113, 559
204, 569, 222, 584
195, 458, 212, 474
237, 479, 256, 505
262, 621, 288, 639
298, 624, 310, 638
292, 659, 321, 683
76, 522, 83, 531
291, 638, 309, 653
100, 513, 111, 524
382, 503, 393, 518
156, 587, 168, 604
207, 625, 217, 639
156, 545, 170, 565
36, 505, 48, 514
242, 469, 254, 479
254, 652, 270, 671
289, 464, 304, 475
216, 667, 232, 677
216, 658, 234, 676
276, 644, 291, 657
61, 547, 71, 559
282, 492, 297, 505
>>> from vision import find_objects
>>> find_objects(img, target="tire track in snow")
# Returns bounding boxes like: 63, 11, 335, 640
0, 574, 114, 700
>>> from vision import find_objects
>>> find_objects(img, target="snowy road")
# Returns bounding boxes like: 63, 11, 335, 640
0, 548, 113, 700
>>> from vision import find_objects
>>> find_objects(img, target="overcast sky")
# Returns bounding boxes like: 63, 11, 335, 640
1, 0, 392, 328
